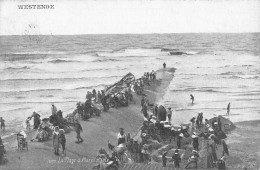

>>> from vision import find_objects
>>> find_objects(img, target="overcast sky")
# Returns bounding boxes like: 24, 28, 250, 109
0, 0, 259, 35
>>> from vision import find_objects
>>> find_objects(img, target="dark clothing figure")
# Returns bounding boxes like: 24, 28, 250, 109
163, 62, 166, 68
217, 117, 222, 131
177, 136, 182, 149
192, 137, 199, 151
226, 103, 230, 116
172, 152, 181, 168
0, 118, 5, 132
30, 112, 41, 129
92, 89, 97, 101
162, 151, 168, 167
74, 122, 83, 143
49, 114, 60, 127
59, 133, 66, 155
196, 119, 200, 129
190, 94, 194, 104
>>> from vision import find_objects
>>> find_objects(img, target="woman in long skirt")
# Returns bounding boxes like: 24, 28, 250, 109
53, 126, 60, 155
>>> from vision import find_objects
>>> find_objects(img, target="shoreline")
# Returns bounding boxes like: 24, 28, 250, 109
1, 67, 260, 169
1, 67, 175, 170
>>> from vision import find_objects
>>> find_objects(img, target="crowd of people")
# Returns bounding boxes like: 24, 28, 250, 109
0, 65, 233, 169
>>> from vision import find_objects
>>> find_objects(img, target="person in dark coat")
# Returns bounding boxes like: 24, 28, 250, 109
59, 129, 66, 156
49, 111, 60, 127
190, 94, 194, 104
171, 149, 181, 168
30, 112, 41, 129
163, 62, 166, 68
192, 133, 199, 151
177, 133, 183, 149
74, 120, 83, 143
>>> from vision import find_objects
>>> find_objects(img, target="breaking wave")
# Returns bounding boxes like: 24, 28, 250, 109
48, 59, 80, 63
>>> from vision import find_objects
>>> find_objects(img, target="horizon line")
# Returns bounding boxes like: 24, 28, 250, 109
0, 32, 259, 36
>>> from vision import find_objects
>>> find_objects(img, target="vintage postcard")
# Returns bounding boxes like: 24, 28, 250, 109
0, 0, 259, 169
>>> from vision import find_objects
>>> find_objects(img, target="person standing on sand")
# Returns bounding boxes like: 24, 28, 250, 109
190, 94, 194, 104
167, 107, 172, 124
30, 112, 41, 129
0, 117, 5, 133
163, 62, 166, 68
226, 103, 230, 116
59, 129, 66, 156
51, 104, 57, 115
74, 120, 83, 143
192, 132, 199, 151
117, 128, 127, 145
171, 149, 181, 169
53, 126, 60, 155
177, 133, 183, 149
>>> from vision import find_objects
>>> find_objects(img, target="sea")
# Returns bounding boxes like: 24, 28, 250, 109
0, 33, 259, 138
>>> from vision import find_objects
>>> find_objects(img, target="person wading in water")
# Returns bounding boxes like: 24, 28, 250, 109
226, 102, 231, 116
190, 94, 194, 104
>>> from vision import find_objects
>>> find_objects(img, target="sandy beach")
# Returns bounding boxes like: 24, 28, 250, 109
1, 68, 175, 170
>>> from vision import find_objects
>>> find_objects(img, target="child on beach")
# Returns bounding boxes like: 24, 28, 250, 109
53, 126, 60, 155
26, 117, 31, 130
59, 129, 66, 156
0, 117, 5, 133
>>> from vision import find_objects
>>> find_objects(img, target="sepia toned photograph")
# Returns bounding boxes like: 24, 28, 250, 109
0, 0, 259, 169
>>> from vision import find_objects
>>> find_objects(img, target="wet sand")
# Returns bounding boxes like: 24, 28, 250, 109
1, 67, 175, 170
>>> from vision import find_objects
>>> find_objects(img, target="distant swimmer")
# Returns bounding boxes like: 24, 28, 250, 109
226, 102, 231, 116
163, 62, 166, 68
190, 94, 194, 104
